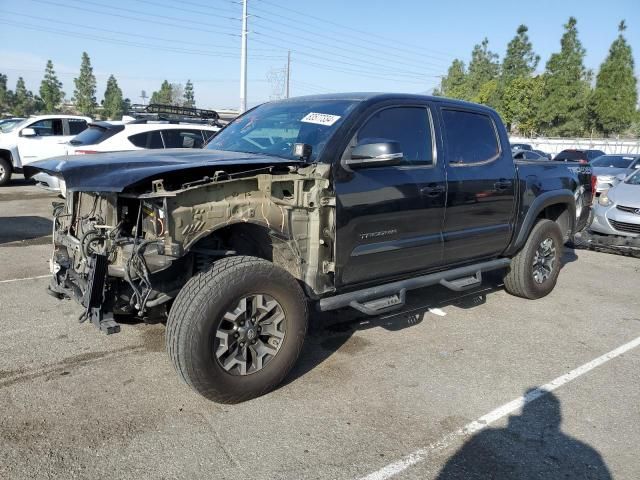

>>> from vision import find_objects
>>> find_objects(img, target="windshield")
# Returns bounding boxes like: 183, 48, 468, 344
206, 100, 357, 161
591, 155, 635, 168
69, 125, 110, 145
625, 170, 640, 185
0, 118, 27, 133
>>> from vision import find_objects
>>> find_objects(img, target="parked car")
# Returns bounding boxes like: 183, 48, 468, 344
590, 168, 640, 237
510, 142, 532, 152
25, 93, 593, 403
589, 154, 640, 196
32, 121, 220, 193
0, 115, 91, 186
513, 149, 549, 161
554, 149, 606, 164
533, 149, 552, 160
0, 117, 25, 132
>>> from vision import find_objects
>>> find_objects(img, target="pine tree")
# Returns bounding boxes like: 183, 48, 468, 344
184, 79, 195, 107
73, 52, 97, 115
436, 59, 468, 99
538, 17, 590, 136
501, 25, 539, 83
466, 38, 500, 103
590, 20, 638, 136
39, 60, 64, 113
0, 73, 12, 113
102, 75, 124, 120
502, 76, 545, 136
13, 77, 36, 117
150, 80, 173, 105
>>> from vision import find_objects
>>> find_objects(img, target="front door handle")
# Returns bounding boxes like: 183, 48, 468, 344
420, 184, 445, 197
494, 179, 513, 191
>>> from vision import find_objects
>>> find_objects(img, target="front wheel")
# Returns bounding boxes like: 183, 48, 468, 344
0, 158, 12, 186
166, 256, 308, 403
504, 219, 564, 299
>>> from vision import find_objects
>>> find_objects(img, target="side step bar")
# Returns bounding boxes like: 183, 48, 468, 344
317, 258, 511, 315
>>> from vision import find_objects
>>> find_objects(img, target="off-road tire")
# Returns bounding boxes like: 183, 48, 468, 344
166, 255, 308, 403
504, 219, 563, 299
0, 158, 12, 186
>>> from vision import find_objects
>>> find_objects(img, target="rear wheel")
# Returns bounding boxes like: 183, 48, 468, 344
504, 219, 563, 299
0, 158, 12, 186
166, 256, 308, 403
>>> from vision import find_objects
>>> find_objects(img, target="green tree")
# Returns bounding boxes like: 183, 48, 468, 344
12, 77, 36, 116
184, 79, 195, 107
39, 60, 64, 113
435, 59, 468, 99
0, 73, 13, 113
590, 20, 638, 136
102, 74, 124, 119
73, 52, 97, 115
501, 25, 539, 83
466, 38, 500, 103
150, 80, 173, 105
122, 97, 131, 115
502, 76, 545, 136
538, 17, 590, 136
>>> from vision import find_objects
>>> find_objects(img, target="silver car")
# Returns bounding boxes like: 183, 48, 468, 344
590, 169, 640, 237
590, 154, 640, 196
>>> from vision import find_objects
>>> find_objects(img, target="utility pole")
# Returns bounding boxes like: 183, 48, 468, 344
239, 0, 248, 113
285, 50, 291, 99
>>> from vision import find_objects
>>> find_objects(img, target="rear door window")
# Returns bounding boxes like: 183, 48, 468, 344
67, 119, 88, 135
441, 109, 500, 165
129, 131, 164, 149
161, 129, 204, 148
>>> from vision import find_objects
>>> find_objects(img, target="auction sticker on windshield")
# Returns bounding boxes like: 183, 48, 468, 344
301, 112, 341, 126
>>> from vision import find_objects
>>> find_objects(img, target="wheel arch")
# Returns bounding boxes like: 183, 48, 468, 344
185, 220, 304, 281
508, 190, 576, 255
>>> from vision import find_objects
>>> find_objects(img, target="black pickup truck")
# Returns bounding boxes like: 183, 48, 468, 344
26, 94, 593, 403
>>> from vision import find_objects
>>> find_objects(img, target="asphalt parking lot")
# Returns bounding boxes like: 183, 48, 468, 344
1, 177, 639, 480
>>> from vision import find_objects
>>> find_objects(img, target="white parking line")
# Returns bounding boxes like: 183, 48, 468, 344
358, 334, 640, 480
0, 274, 50, 284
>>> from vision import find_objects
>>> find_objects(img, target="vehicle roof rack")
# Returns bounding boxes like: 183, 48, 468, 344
128, 103, 222, 126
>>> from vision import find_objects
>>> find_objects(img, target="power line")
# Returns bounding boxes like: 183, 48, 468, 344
0, 20, 285, 60
58, 0, 240, 34
1, 11, 276, 53
293, 58, 436, 85
252, 34, 437, 81
252, 30, 440, 79
253, 0, 456, 61
250, 9, 450, 72
131, 0, 240, 18
27, 0, 239, 37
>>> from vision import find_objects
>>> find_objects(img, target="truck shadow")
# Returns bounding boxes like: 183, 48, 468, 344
0, 216, 52, 245
283, 271, 507, 388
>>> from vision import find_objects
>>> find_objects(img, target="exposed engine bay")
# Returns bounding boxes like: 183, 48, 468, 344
48, 163, 335, 333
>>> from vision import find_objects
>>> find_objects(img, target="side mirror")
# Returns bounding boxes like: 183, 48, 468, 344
634, 164, 640, 169
345, 139, 403, 168
20, 127, 37, 137
615, 173, 627, 182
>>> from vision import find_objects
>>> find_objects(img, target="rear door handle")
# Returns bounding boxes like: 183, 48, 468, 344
494, 179, 513, 191
420, 184, 445, 197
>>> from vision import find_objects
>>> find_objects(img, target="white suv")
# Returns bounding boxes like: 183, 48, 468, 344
32, 121, 220, 193
0, 115, 91, 186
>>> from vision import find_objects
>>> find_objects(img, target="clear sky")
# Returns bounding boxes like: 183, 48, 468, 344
0, 0, 638, 111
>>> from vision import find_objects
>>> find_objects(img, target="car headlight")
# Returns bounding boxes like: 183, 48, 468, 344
598, 191, 611, 206
58, 178, 67, 198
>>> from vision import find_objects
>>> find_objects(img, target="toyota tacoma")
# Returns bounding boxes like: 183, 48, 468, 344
25, 94, 593, 403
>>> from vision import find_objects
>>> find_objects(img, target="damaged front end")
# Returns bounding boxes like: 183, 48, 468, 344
49, 191, 184, 333
44, 159, 336, 335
